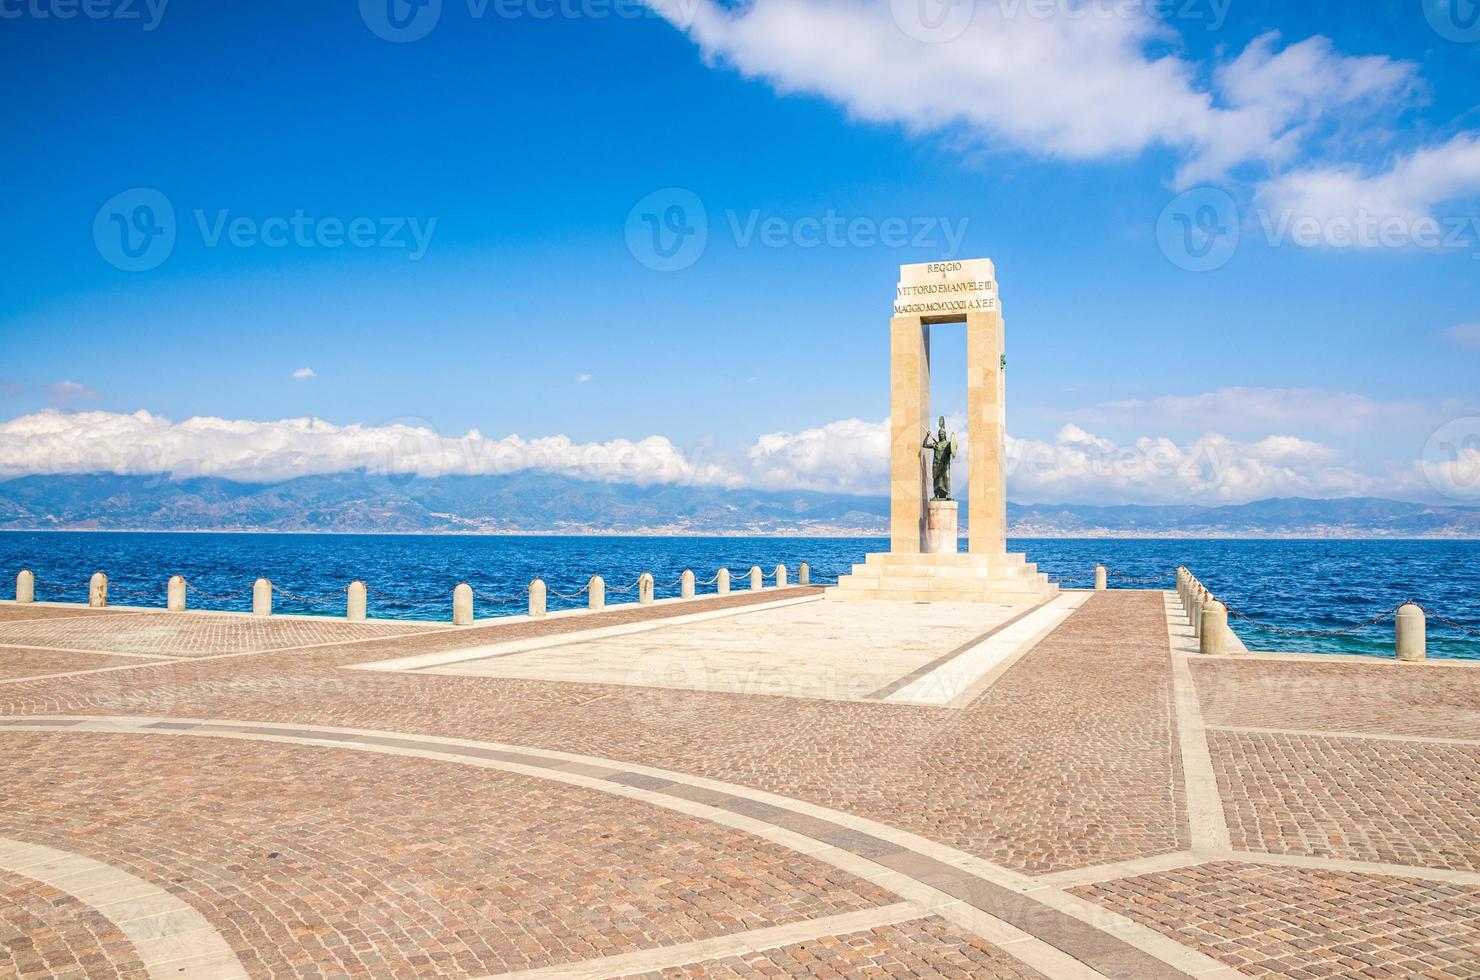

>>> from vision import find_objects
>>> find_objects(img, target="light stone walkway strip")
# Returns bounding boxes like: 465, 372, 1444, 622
1225, 850, 1480, 886
0, 715, 1244, 980
884, 592, 1091, 707
1165, 593, 1232, 855
1031, 852, 1206, 890
0, 643, 187, 661
865, 593, 1060, 701
1206, 723, 1480, 746
347, 594, 824, 673
488, 901, 926, 979
0, 835, 247, 979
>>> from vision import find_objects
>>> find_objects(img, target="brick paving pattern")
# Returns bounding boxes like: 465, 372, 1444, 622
0, 606, 141, 624
0, 592, 1185, 875
1074, 860, 1480, 978
0, 611, 440, 658
0, 648, 167, 681
0, 733, 895, 977
1194, 658, 1480, 740
0, 870, 146, 979
1209, 730, 1480, 871
617, 918, 1049, 979
1, 589, 1476, 978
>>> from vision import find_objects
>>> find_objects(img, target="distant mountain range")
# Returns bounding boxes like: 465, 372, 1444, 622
1, 473, 1478, 538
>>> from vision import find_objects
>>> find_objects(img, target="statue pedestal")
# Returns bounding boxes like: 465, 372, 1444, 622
925, 500, 958, 555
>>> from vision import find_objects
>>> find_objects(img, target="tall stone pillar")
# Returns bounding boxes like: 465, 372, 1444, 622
965, 310, 1007, 554
889, 316, 930, 553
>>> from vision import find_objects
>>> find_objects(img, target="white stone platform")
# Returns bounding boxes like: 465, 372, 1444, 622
349, 595, 1071, 705
827, 551, 1058, 605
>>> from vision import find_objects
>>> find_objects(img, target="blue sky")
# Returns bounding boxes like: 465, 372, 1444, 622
1, 0, 1478, 505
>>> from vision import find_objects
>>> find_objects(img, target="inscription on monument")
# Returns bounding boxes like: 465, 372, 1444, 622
893, 259, 998, 317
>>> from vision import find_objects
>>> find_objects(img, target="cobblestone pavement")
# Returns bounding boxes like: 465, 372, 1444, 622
0, 733, 895, 977
0, 611, 441, 659
0, 647, 170, 681
1193, 658, 1480, 739
1074, 861, 1480, 978
0, 589, 1476, 978
0, 605, 142, 624
614, 918, 1049, 979
1209, 730, 1479, 870
0, 870, 145, 979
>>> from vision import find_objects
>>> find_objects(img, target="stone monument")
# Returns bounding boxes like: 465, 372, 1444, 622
829, 259, 1056, 604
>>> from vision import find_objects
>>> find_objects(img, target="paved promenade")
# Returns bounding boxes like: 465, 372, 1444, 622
0, 589, 1476, 979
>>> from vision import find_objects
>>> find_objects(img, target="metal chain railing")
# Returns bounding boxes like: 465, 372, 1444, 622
103, 582, 167, 600
1226, 603, 1407, 638
604, 576, 645, 595
471, 585, 529, 606
546, 581, 591, 601
1107, 568, 1178, 585
13, 560, 824, 615
182, 579, 257, 602
266, 582, 351, 604
362, 584, 448, 606
1416, 604, 1480, 637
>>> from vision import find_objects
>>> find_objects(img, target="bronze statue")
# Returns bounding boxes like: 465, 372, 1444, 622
922, 416, 958, 500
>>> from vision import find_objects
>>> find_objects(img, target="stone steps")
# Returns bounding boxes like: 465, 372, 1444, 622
828, 583, 1060, 604
828, 550, 1059, 605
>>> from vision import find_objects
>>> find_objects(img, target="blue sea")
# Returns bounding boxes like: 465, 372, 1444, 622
2, 533, 1476, 660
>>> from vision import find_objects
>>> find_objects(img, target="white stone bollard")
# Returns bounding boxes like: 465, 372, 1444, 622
588, 576, 605, 611
775, 564, 787, 588
680, 569, 695, 600
253, 578, 272, 617
717, 569, 730, 595
1200, 599, 1228, 656
167, 575, 186, 612
1395, 603, 1426, 662
799, 563, 810, 586
15, 569, 34, 604
1095, 565, 1108, 591
749, 566, 763, 592
638, 572, 655, 605
347, 581, 367, 622
89, 572, 109, 608
1190, 588, 1204, 638
453, 583, 474, 625
528, 579, 547, 618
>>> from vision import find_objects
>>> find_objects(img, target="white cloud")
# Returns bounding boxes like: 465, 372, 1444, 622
47, 381, 100, 407
0, 407, 1438, 505
1077, 386, 1428, 436
1003, 425, 1386, 504
746, 417, 890, 493
292, 367, 317, 379
645, 1, 1417, 188
577, 373, 593, 383
1180, 32, 1419, 186
0, 410, 742, 489
738, 415, 1419, 504
1440, 323, 1480, 350
1254, 132, 1480, 248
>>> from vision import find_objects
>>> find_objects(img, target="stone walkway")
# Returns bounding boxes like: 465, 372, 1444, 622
0, 588, 1475, 978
